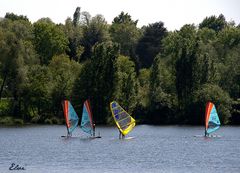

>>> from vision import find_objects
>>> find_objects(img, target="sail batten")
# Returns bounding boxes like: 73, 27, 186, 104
110, 101, 136, 136
205, 102, 221, 135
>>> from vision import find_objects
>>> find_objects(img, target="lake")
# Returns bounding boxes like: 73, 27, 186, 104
0, 125, 240, 173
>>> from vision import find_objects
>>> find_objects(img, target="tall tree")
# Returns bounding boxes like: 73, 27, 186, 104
114, 55, 138, 113
64, 17, 83, 61
73, 42, 119, 123
110, 12, 141, 67
48, 54, 81, 117
80, 14, 110, 61
73, 7, 81, 27
0, 18, 38, 118
136, 22, 167, 68
149, 55, 177, 124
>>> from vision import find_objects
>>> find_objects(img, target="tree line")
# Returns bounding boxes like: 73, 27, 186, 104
0, 8, 239, 125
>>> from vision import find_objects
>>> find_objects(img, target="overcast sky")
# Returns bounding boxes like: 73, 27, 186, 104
0, 0, 239, 30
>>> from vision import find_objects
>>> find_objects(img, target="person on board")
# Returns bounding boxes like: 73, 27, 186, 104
204, 130, 207, 137
67, 130, 72, 137
119, 130, 125, 139
93, 123, 96, 137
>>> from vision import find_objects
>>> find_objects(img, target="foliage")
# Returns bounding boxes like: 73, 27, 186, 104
64, 17, 83, 61
110, 11, 141, 66
199, 14, 227, 32
114, 55, 138, 114
5, 12, 29, 22
0, 12, 239, 125
136, 22, 168, 68
48, 54, 81, 117
33, 18, 69, 64
192, 84, 232, 124
80, 15, 110, 61
72, 42, 119, 124
149, 55, 177, 124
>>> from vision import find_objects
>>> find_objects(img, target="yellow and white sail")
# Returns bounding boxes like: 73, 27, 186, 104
110, 101, 136, 135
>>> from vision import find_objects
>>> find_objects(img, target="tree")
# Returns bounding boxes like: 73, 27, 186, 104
33, 18, 69, 64
5, 12, 29, 22
22, 65, 52, 121
0, 18, 38, 119
136, 22, 167, 68
114, 55, 138, 113
80, 14, 110, 61
73, 7, 81, 27
73, 42, 119, 123
113, 12, 138, 25
149, 55, 177, 124
218, 44, 240, 99
48, 54, 81, 117
199, 14, 227, 32
110, 12, 141, 65
64, 17, 83, 61
192, 84, 232, 124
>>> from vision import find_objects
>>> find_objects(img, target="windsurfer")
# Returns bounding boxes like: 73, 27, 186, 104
93, 123, 95, 137
67, 131, 72, 137
119, 130, 125, 139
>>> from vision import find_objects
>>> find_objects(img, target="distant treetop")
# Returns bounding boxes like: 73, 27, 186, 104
112, 11, 138, 26
5, 12, 29, 22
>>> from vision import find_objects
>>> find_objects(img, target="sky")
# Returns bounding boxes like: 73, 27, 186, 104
0, 0, 240, 30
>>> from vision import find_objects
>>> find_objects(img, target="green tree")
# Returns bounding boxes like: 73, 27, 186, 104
48, 54, 82, 117
192, 84, 232, 124
81, 14, 110, 61
114, 55, 138, 113
110, 12, 141, 66
149, 55, 177, 124
136, 22, 167, 68
5, 12, 29, 22
33, 18, 69, 64
0, 18, 38, 119
73, 42, 119, 123
73, 7, 81, 27
199, 14, 227, 32
64, 17, 83, 61
22, 65, 52, 122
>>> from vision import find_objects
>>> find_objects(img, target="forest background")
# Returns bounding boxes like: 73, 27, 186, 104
0, 7, 239, 125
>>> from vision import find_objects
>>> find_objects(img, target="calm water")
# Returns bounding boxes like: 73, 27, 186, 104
0, 125, 240, 173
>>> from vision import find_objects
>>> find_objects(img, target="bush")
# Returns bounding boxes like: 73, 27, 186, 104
51, 117, 61, 124
0, 116, 14, 125
31, 115, 41, 124
44, 118, 53, 124
230, 99, 240, 125
0, 99, 11, 116
14, 119, 24, 125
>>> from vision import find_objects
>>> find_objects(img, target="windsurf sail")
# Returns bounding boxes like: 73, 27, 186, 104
80, 100, 94, 135
62, 100, 79, 134
205, 102, 221, 135
110, 101, 136, 136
